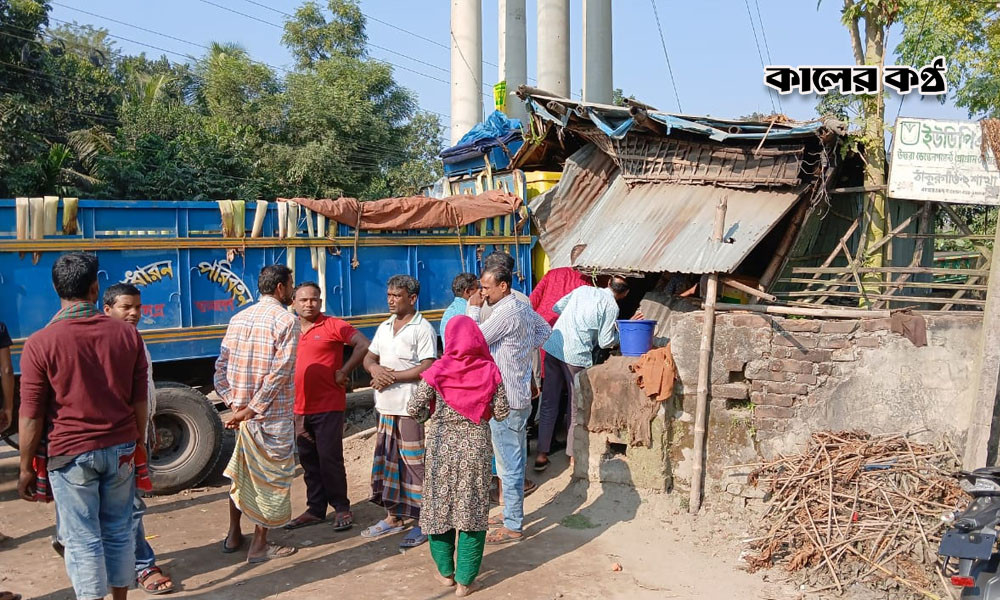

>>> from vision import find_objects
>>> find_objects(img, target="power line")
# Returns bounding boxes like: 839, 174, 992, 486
743, 0, 777, 114
237, 0, 502, 71
648, 0, 682, 113
38, 7, 452, 124
49, 4, 455, 119
752, 0, 783, 113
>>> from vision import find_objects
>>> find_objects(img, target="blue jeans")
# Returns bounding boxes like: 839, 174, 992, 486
133, 493, 156, 573
49, 441, 137, 599
490, 407, 530, 532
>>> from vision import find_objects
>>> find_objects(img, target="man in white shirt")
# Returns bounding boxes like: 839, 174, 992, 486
362, 275, 437, 548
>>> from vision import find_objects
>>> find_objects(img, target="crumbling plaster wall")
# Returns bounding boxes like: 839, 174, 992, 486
666, 312, 982, 489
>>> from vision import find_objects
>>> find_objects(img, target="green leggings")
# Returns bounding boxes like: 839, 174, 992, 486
428, 529, 487, 585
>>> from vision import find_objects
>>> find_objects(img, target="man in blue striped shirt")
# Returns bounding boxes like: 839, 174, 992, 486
468, 263, 551, 545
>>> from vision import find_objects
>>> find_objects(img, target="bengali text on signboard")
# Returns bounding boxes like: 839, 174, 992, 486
888, 118, 1000, 206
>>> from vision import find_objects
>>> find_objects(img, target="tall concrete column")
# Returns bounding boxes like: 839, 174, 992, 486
537, 0, 570, 98
583, 0, 612, 104
451, 0, 483, 145
498, 0, 527, 123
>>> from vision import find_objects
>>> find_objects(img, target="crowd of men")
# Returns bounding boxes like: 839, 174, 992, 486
9, 247, 637, 599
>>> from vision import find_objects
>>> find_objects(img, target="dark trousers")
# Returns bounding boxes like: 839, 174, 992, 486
538, 353, 584, 457
296, 410, 349, 517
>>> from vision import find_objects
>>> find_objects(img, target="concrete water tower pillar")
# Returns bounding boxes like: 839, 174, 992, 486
537, 0, 570, 98
450, 0, 483, 145
498, 0, 527, 123
583, 0, 612, 104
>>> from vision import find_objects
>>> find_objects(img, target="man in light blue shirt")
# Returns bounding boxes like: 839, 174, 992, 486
468, 263, 551, 545
439, 272, 478, 347
535, 276, 632, 471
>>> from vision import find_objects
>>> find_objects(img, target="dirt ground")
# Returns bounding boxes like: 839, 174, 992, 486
0, 426, 806, 600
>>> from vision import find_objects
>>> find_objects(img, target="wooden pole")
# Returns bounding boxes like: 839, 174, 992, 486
690, 195, 727, 514
757, 199, 811, 297
963, 218, 1000, 469
720, 277, 777, 303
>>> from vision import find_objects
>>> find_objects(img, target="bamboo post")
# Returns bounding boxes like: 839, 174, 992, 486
757, 199, 811, 297
963, 215, 1000, 469
690, 195, 727, 515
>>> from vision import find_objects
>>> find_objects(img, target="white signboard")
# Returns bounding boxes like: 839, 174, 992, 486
888, 118, 1000, 206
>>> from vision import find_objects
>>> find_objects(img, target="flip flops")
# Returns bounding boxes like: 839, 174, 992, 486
399, 526, 427, 548
486, 527, 523, 545
246, 543, 296, 564
283, 514, 325, 530
221, 537, 244, 554
332, 511, 354, 532
360, 519, 405, 539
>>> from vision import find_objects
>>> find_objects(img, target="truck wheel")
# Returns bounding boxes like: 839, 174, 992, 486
150, 383, 223, 495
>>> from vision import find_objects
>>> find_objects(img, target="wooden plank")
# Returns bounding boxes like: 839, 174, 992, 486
774, 290, 985, 306
778, 278, 988, 291
713, 303, 890, 318
830, 184, 888, 194
792, 266, 991, 277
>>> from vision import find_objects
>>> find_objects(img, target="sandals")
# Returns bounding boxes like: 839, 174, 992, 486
399, 526, 427, 548
332, 511, 354, 532
0, 593, 22, 600
486, 527, 523, 545
487, 515, 504, 528
284, 513, 325, 530
524, 479, 538, 497
221, 536, 244, 554
137, 566, 174, 595
246, 543, 296, 564
533, 457, 550, 472
360, 519, 405, 539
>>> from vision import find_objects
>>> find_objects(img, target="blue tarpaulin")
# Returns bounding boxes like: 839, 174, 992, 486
440, 111, 524, 175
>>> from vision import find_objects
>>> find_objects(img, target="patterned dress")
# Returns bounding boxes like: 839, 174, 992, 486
407, 380, 509, 534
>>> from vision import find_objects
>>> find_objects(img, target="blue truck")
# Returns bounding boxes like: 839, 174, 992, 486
1, 172, 535, 493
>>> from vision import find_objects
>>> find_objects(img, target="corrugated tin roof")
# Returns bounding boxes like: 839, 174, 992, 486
519, 91, 839, 143
531, 145, 805, 274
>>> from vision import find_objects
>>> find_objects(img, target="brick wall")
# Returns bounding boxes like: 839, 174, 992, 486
666, 311, 983, 481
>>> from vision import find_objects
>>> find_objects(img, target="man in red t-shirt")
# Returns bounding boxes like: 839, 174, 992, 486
285, 282, 370, 532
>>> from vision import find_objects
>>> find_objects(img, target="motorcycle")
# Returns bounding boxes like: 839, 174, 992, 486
939, 467, 1000, 597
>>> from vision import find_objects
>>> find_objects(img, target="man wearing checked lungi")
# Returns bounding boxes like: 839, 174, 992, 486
362, 274, 438, 548
215, 264, 300, 564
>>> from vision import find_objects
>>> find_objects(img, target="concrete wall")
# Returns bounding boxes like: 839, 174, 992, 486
572, 311, 982, 493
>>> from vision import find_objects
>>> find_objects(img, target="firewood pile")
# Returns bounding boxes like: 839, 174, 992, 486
744, 431, 966, 598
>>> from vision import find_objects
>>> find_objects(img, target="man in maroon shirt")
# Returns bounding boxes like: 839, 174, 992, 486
18, 252, 149, 600
284, 282, 370, 531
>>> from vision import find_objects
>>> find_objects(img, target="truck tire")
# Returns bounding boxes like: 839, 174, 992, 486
150, 383, 223, 495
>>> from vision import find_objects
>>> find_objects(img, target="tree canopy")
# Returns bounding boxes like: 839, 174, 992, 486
0, 0, 443, 200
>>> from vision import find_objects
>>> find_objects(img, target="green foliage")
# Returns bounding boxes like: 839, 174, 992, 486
896, 0, 1000, 118
0, 0, 443, 201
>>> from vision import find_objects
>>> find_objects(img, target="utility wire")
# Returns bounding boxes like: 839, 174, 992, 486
752, 0, 783, 113
648, 0, 682, 113
744, 0, 777, 114
36, 7, 451, 124
237, 0, 501, 70
50, 3, 456, 118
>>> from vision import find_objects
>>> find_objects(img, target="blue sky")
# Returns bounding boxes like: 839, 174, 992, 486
49, 0, 968, 130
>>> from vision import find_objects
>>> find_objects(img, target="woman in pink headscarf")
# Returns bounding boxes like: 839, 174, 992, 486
407, 315, 509, 597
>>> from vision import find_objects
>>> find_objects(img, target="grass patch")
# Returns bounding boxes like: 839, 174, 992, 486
560, 513, 598, 529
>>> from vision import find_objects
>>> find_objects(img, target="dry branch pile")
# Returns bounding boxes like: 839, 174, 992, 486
744, 431, 966, 598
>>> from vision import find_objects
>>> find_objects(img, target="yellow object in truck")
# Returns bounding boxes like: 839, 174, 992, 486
525, 171, 561, 284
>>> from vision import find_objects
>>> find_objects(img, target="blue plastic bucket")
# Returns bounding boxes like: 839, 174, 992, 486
618, 319, 657, 356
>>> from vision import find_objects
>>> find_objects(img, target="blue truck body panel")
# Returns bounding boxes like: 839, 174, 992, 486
1, 182, 534, 374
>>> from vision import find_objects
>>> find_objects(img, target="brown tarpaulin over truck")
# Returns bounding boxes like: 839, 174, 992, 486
280, 190, 522, 231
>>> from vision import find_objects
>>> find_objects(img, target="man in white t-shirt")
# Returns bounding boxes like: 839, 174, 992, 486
361, 274, 437, 548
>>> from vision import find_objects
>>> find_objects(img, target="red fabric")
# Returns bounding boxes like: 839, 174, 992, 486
294, 315, 359, 415
283, 190, 522, 231
530, 267, 590, 326
420, 316, 502, 424
19, 315, 148, 458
